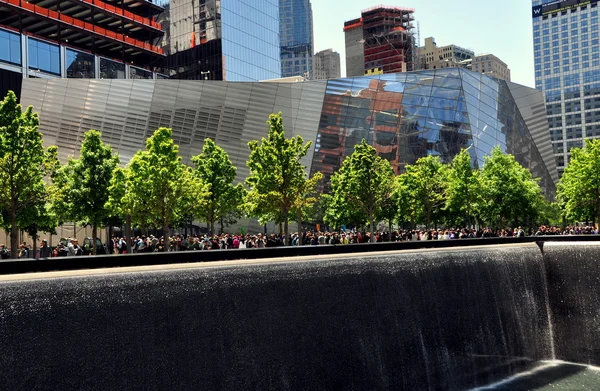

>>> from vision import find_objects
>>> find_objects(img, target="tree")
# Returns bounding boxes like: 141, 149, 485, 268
64, 130, 119, 255
558, 139, 600, 225
479, 146, 545, 228
445, 148, 482, 228
325, 139, 395, 242
0, 91, 58, 258
291, 171, 323, 245
118, 128, 207, 249
245, 113, 320, 245
191, 138, 245, 235
403, 155, 448, 229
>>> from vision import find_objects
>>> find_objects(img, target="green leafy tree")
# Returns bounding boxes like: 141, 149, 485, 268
445, 148, 482, 228
245, 113, 320, 245
479, 146, 545, 228
115, 128, 208, 249
403, 155, 448, 229
191, 138, 245, 235
63, 130, 120, 254
0, 91, 58, 257
325, 139, 395, 242
557, 139, 600, 225
395, 172, 422, 229
292, 171, 323, 244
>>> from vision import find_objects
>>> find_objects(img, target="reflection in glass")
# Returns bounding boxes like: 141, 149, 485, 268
100, 58, 125, 79
310, 69, 556, 198
130, 66, 153, 79
0, 29, 21, 65
28, 38, 60, 75
66, 49, 95, 78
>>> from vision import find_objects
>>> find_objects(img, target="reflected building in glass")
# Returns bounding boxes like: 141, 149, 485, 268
279, 0, 313, 78
162, 0, 281, 81
20, 68, 558, 198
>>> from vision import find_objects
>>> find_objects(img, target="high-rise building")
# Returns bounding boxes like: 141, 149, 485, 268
0, 0, 167, 99
344, 5, 416, 77
162, 0, 281, 81
418, 37, 511, 81
279, 0, 313, 78
418, 37, 474, 70
313, 49, 341, 80
532, 0, 600, 176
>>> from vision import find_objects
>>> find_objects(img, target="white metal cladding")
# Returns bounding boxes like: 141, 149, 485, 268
21, 79, 328, 186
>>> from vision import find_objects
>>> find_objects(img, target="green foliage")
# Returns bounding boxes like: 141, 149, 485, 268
479, 146, 545, 228
108, 128, 208, 245
191, 138, 245, 234
557, 139, 600, 224
0, 91, 58, 257
444, 148, 482, 228
245, 113, 321, 243
402, 155, 448, 228
59, 130, 120, 254
324, 139, 395, 241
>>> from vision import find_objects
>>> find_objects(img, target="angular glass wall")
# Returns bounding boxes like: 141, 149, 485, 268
28, 38, 60, 75
311, 68, 556, 196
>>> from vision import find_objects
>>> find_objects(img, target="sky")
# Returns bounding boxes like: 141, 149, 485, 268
311, 0, 536, 88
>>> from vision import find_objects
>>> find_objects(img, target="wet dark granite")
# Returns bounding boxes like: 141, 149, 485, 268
0, 245, 552, 390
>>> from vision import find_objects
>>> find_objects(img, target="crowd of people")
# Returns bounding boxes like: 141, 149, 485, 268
0, 225, 596, 258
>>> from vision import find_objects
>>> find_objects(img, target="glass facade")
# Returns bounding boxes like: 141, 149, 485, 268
0, 29, 21, 65
164, 0, 281, 81
28, 38, 60, 75
100, 58, 126, 79
311, 69, 556, 196
221, 0, 281, 81
532, 0, 600, 176
66, 49, 95, 78
279, 0, 313, 78
130, 66, 153, 79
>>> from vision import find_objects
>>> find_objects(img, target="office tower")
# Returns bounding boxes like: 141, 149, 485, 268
279, 0, 313, 78
313, 49, 341, 80
344, 5, 416, 77
532, 0, 600, 176
163, 0, 281, 81
419, 37, 511, 81
0, 0, 167, 99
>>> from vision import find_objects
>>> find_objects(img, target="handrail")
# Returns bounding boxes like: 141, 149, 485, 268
2, 0, 164, 55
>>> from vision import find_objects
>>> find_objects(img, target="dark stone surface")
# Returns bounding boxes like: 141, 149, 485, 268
0, 244, 552, 390
544, 242, 600, 366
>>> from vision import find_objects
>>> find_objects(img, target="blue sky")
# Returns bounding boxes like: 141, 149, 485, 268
312, 0, 536, 87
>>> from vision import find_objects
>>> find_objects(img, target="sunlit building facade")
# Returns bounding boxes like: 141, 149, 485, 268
20, 68, 557, 200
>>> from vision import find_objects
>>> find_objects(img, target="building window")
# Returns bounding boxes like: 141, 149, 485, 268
100, 58, 125, 79
28, 37, 60, 75
130, 66, 153, 79
0, 29, 21, 65
66, 48, 94, 78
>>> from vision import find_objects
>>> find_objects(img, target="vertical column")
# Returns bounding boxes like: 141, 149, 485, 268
20, 34, 27, 79
60, 45, 67, 78
95, 55, 100, 79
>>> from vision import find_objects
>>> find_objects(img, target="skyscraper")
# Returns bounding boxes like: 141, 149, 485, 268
163, 0, 281, 81
532, 0, 600, 176
344, 6, 416, 77
279, 0, 313, 78
313, 49, 341, 80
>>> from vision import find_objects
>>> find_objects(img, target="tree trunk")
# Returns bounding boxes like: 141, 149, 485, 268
210, 219, 214, 236
31, 228, 37, 259
369, 212, 375, 243
284, 218, 289, 246
388, 220, 392, 241
220, 216, 224, 235
278, 222, 283, 236
92, 224, 98, 255
163, 225, 169, 252
74, 223, 77, 239
125, 215, 132, 254
10, 212, 18, 259
297, 208, 302, 247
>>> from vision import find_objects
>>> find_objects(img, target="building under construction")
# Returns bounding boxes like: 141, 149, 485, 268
344, 5, 416, 77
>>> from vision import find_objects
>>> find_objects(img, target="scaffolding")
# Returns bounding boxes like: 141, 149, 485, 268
360, 5, 417, 73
